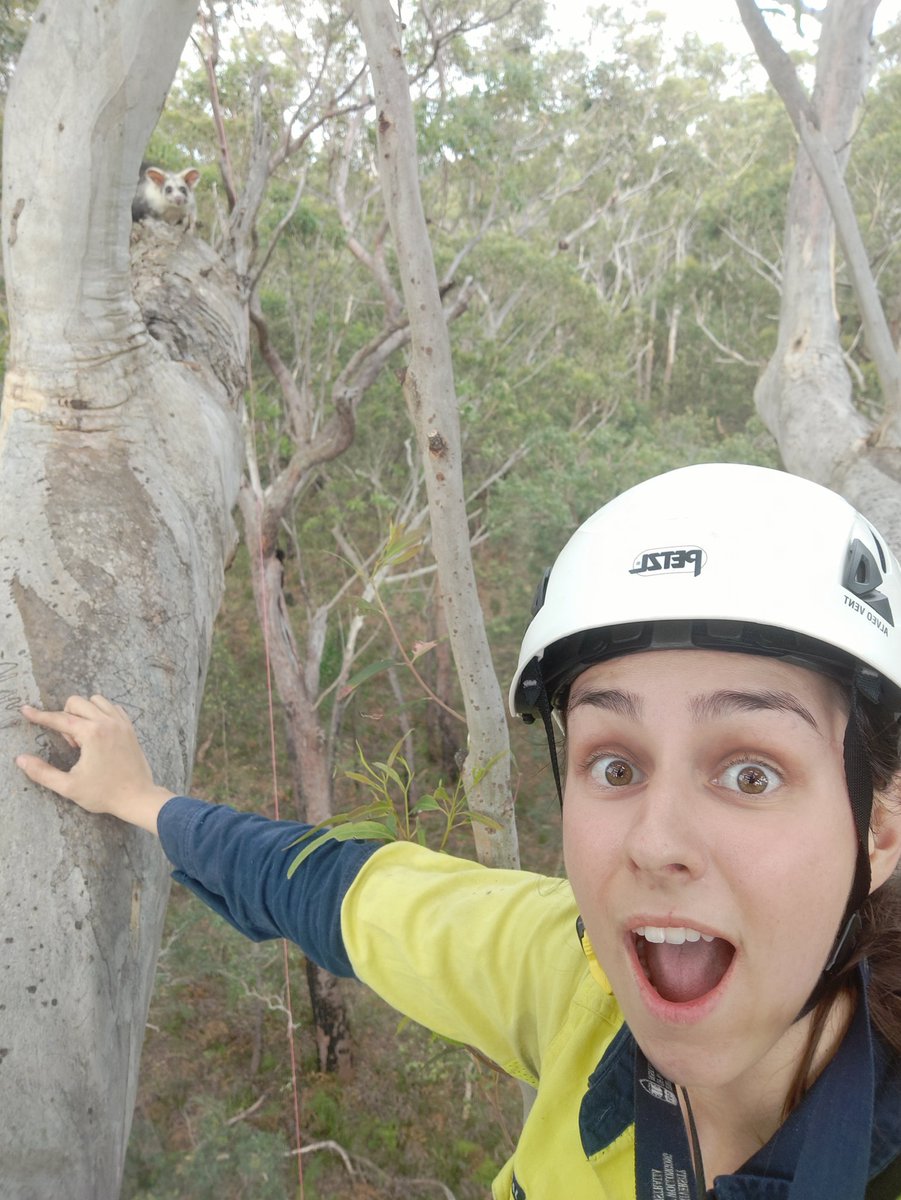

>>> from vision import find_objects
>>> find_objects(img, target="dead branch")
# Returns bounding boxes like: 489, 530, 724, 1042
224, 1093, 269, 1126
334, 110, 403, 320
289, 1138, 458, 1199
197, 3, 237, 212
694, 305, 764, 367
719, 225, 783, 289
404, 0, 521, 87
250, 165, 308, 293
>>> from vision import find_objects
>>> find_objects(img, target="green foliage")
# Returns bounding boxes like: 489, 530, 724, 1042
286, 738, 502, 875
373, 521, 425, 572
125, 1099, 293, 1200
0, 1, 38, 95
0, 0, 38, 179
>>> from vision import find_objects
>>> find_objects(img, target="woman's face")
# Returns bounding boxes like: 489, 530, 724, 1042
562, 649, 887, 1094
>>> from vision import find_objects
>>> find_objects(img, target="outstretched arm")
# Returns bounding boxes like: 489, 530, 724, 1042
16, 695, 380, 970
16, 695, 176, 834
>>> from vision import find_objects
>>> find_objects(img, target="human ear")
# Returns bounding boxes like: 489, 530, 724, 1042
868, 782, 901, 892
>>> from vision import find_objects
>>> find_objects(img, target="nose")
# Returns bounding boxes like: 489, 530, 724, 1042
623, 771, 707, 880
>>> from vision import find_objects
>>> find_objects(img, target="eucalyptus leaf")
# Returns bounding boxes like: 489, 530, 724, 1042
343, 658, 397, 691
286, 821, 396, 878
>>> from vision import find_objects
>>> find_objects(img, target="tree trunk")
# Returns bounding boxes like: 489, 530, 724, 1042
738, 0, 901, 548
429, 590, 462, 780
305, 958, 354, 1081
238, 489, 355, 1076
0, 3, 246, 1196
353, 0, 519, 869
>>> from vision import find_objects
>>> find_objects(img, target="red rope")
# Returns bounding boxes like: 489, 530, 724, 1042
254, 481, 305, 1195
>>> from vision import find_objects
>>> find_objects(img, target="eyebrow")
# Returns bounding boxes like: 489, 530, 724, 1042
566, 688, 643, 721
688, 689, 821, 732
566, 685, 821, 733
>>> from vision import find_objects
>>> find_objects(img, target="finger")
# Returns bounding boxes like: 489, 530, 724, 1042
63, 695, 102, 719
88, 694, 123, 718
15, 753, 77, 799
21, 705, 81, 737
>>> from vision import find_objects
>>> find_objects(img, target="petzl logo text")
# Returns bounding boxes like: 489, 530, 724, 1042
630, 546, 706, 578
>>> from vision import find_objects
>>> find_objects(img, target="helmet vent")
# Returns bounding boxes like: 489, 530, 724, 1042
531, 567, 551, 618
843, 539, 894, 627
873, 532, 888, 573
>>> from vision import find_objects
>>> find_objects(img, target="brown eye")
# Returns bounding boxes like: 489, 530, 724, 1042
718, 759, 782, 796
589, 754, 645, 789
588, 755, 641, 788
605, 759, 633, 785
737, 766, 768, 794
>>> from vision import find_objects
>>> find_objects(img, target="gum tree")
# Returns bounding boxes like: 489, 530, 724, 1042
0, 2, 246, 1195
353, 0, 519, 869
737, 0, 901, 548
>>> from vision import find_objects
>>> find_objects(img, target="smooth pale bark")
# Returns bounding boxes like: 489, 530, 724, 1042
737, 0, 901, 548
0, 2, 246, 1195
353, 0, 519, 869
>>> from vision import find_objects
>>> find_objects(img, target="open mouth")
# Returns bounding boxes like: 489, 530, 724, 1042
632, 926, 736, 1004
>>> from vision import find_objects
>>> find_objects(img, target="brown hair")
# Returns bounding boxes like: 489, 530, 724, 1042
783, 700, 901, 1116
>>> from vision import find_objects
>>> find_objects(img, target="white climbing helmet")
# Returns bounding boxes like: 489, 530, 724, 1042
510, 462, 901, 718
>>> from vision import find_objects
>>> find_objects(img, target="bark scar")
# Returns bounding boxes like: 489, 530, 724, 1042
8, 198, 25, 245
427, 430, 448, 457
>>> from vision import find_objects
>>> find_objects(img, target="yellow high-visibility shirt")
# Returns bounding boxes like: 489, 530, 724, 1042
342, 840, 635, 1199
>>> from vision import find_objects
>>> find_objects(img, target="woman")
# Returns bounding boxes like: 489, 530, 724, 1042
17, 464, 901, 1198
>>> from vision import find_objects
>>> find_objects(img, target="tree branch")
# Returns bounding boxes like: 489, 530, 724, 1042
735, 0, 901, 427
197, 3, 237, 213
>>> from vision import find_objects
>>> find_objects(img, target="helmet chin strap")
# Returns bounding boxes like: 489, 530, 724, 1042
797, 682, 875, 1019
518, 656, 565, 808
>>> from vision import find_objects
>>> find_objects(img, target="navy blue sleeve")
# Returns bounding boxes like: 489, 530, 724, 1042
157, 795, 381, 977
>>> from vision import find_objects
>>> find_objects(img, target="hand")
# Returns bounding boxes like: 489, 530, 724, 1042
17, 695, 176, 834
